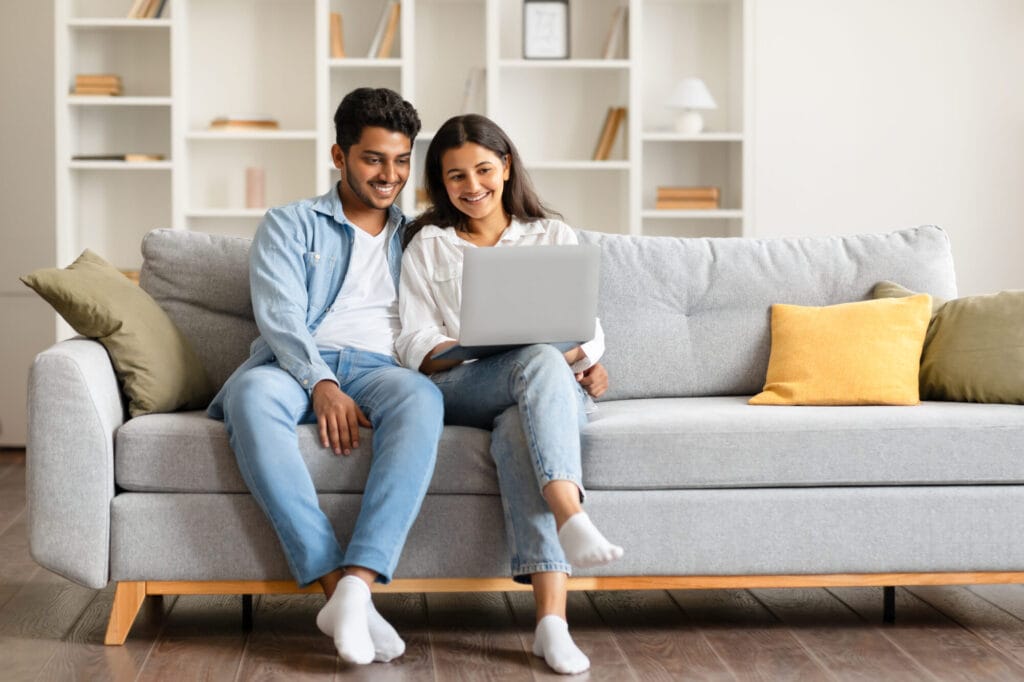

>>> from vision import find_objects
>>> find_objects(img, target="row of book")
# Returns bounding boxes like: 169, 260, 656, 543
73, 74, 121, 96
126, 0, 167, 19
655, 186, 720, 210
330, 2, 401, 60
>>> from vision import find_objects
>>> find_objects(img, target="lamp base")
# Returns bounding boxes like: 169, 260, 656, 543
674, 110, 704, 135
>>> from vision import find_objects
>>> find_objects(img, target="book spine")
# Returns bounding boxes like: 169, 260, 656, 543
655, 199, 719, 210
367, 2, 394, 59
657, 189, 720, 200
376, 3, 401, 59
592, 107, 616, 161
330, 13, 346, 59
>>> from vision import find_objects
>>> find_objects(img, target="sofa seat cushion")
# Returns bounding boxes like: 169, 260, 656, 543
116, 411, 498, 494
581, 397, 1024, 489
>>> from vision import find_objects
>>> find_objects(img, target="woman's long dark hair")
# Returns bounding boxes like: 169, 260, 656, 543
403, 114, 559, 248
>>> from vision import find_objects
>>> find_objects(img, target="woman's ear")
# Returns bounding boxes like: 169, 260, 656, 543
502, 154, 511, 181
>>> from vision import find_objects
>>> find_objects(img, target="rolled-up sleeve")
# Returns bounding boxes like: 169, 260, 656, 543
397, 244, 454, 371
250, 209, 336, 393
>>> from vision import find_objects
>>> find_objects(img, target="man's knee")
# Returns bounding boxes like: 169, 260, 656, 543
224, 366, 298, 425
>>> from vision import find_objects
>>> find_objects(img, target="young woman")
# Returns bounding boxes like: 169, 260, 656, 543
396, 114, 623, 675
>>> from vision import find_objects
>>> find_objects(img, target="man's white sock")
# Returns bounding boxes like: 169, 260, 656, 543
366, 599, 406, 662
532, 615, 590, 675
315, 575, 374, 664
557, 512, 624, 568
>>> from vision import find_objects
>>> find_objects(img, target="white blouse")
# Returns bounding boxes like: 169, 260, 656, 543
396, 217, 605, 373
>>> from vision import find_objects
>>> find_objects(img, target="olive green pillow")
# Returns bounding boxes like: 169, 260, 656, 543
21, 249, 213, 417
872, 281, 1024, 403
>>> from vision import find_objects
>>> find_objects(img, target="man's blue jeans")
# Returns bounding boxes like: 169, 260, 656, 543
430, 344, 589, 582
222, 348, 443, 587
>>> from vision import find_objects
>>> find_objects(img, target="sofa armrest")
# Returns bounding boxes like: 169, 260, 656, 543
27, 338, 125, 589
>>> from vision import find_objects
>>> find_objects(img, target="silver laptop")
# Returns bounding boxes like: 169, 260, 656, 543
431, 244, 601, 361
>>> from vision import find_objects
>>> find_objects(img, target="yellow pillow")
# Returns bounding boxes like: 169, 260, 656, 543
749, 294, 932, 406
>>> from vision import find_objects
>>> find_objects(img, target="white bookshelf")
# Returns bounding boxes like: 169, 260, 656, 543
55, 0, 752, 273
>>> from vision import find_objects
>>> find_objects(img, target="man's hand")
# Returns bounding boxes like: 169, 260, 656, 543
312, 380, 370, 455
575, 362, 609, 398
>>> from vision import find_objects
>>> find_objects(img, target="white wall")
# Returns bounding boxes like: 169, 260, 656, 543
752, 0, 1024, 295
0, 1, 55, 446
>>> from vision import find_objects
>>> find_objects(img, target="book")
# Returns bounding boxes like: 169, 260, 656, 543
367, 2, 397, 59
75, 74, 121, 84
602, 6, 628, 59
72, 153, 166, 162
147, 0, 168, 18
376, 2, 401, 59
138, 0, 159, 19
126, 0, 148, 18
460, 67, 485, 114
209, 117, 280, 130
73, 88, 122, 96
592, 106, 626, 161
329, 12, 346, 59
655, 199, 719, 210
657, 186, 720, 201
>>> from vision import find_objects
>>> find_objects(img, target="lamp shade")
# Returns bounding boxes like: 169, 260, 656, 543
668, 78, 717, 110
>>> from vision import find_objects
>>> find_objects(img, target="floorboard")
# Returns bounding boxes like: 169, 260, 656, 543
588, 589, 735, 681
235, 593, 337, 681
830, 586, 1024, 681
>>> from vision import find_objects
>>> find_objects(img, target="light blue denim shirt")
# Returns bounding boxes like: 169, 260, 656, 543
208, 184, 406, 419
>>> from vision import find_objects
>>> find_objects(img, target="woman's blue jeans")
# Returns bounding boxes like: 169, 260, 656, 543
430, 344, 589, 582
222, 349, 443, 587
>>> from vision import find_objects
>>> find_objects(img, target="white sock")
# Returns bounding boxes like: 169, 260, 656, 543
315, 575, 374, 664
366, 599, 406, 662
557, 512, 624, 569
532, 615, 590, 675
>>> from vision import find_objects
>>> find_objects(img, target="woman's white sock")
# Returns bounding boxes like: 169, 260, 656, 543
532, 615, 590, 674
557, 512, 624, 568
315, 575, 374, 664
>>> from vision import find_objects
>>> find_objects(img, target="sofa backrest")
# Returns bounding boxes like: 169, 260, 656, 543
578, 225, 957, 400
141, 225, 957, 401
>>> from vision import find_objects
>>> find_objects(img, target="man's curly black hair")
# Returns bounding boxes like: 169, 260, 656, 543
333, 87, 421, 153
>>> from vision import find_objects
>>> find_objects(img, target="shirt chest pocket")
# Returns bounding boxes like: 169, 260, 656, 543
431, 264, 462, 312
304, 251, 336, 312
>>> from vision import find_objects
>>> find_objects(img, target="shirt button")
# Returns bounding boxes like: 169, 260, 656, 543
302, 379, 309, 386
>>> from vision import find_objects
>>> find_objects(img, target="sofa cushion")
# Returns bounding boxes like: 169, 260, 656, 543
115, 412, 497, 495
578, 225, 957, 401
580, 397, 1024, 489
749, 294, 932, 406
140, 229, 258, 393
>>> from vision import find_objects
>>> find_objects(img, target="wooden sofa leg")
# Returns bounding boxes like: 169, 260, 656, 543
105, 581, 148, 645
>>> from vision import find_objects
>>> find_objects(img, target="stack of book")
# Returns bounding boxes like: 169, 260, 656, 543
655, 186, 720, 210
73, 74, 122, 96
593, 107, 627, 161
209, 117, 280, 131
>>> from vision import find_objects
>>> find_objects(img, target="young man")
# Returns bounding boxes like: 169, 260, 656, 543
207, 88, 442, 665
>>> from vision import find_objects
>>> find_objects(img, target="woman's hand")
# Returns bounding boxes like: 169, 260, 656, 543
563, 345, 585, 365
576, 362, 609, 398
419, 340, 463, 375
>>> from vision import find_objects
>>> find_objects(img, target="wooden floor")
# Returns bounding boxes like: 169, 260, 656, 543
6, 449, 1024, 681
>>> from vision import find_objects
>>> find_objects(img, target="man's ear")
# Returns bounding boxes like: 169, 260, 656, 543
331, 144, 346, 171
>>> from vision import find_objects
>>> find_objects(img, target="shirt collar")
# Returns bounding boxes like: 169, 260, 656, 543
312, 181, 404, 234
420, 217, 546, 245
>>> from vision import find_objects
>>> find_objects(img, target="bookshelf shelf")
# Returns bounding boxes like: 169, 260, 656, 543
185, 209, 268, 219
69, 161, 173, 170
68, 96, 172, 106
498, 59, 630, 70
67, 19, 172, 28
642, 209, 744, 220
642, 132, 744, 142
527, 160, 631, 171
328, 58, 403, 69
186, 131, 319, 141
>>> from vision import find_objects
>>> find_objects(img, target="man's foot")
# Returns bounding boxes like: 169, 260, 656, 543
315, 575, 374, 664
367, 599, 406, 662
532, 615, 590, 674
557, 512, 624, 568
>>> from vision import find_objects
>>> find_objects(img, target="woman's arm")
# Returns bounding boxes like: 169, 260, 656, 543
397, 244, 461, 374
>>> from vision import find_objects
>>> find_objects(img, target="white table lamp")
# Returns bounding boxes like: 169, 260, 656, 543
668, 78, 717, 134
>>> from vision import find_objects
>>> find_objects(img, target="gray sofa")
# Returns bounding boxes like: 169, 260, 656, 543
28, 224, 1024, 644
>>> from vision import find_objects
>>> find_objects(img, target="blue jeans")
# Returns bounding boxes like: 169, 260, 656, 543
430, 344, 589, 582
222, 348, 443, 587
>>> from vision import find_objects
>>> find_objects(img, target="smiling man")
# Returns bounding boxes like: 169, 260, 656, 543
207, 88, 443, 665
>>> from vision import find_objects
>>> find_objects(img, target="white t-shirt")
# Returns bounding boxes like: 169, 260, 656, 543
314, 226, 400, 358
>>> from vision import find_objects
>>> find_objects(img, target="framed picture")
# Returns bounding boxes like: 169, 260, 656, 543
523, 0, 570, 60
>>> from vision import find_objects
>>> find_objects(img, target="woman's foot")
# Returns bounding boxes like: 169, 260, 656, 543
557, 511, 624, 568
532, 615, 590, 674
